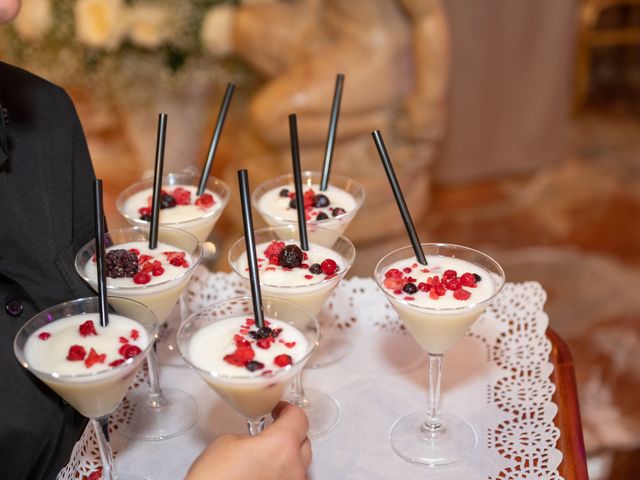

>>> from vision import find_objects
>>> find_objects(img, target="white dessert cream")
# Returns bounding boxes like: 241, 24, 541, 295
122, 185, 222, 241
233, 240, 345, 315
83, 241, 193, 323
380, 256, 498, 354
25, 313, 150, 418
187, 316, 308, 419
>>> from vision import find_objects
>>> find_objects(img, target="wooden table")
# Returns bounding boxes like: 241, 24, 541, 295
548, 328, 589, 480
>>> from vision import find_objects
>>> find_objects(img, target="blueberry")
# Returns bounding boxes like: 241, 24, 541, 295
316, 212, 329, 221
288, 198, 297, 209
245, 360, 265, 372
473, 273, 482, 282
402, 282, 418, 294
279, 188, 290, 197
160, 193, 176, 209
309, 263, 322, 274
332, 207, 346, 217
314, 194, 330, 208
278, 244, 304, 268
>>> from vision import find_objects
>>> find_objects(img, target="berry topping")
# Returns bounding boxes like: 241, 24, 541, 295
105, 249, 139, 278
256, 338, 274, 349
246, 360, 265, 372
402, 283, 418, 294
460, 273, 477, 287
172, 187, 191, 205
79, 320, 98, 337
303, 189, 316, 208
443, 269, 457, 279
131, 329, 139, 340
304, 274, 314, 280
315, 212, 329, 221
288, 198, 297, 209
249, 327, 277, 339
278, 244, 304, 268
133, 272, 151, 285
279, 188, 290, 197
314, 194, 330, 208
331, 207, 346, 217
384, 276, 404, 290
264, 240, 285, 258
473, 273, 482, 282
160, 193, 177, 209
109, 359, 125, 367
444, 277, 461, 290
309, 263, 322, 274
224, 345, 255, 367
385, 268, 403, 278
67, 345, 87, 361
268, 254, 280, 265
38, 332, 51, 340
119, 344, 142, 359
454, 288, 471, 300
418, 282, 431, 292
403, 267, 412, 274
274, 354, 292, 367
320, 258, 338, 275
195, 193, 215, 209
164, 251, 189, 268
138, 207, 152, 222
84, 348, 107, 368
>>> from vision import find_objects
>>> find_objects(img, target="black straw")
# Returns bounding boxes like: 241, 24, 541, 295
238, 170, 264, 329
149, 113, 168, 250
94, 179, 109, 327
371, 130, 427, 265
288, 114, 309, 251
198, 83, 235, 195
320, 73, 344, 191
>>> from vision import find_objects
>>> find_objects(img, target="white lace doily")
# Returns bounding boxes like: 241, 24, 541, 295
59, 269, 563, 480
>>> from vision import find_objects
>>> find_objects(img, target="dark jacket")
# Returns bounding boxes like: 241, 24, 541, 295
0, 61, 96, 480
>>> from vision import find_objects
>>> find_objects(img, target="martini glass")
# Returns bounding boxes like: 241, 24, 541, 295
177, 296, 319, 435
75, 226, 203, 440
229, 225, 355, 438
374, 243, 505, 467
14, 296, 158, 480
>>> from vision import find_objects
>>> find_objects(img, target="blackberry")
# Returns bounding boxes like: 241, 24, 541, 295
278, 244, 304, 268
160, 193, 177, 209
332, 207, 346, 217
309, 263, 322, 274
279, 188, 290, 197
288, 198, 297, 209
245, 360, 265, 372
105, 249, 139, 278
316, 212, 329, 221
314, 194, 330, 208
249, 327, 275, 339
473, 273, 482, 282
402, 282, 418, 294
139, 213, 151, 222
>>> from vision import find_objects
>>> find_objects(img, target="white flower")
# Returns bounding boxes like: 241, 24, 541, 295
13, 0, 52, 42
125, 4, 173, 50
201, 4, 236, 57
74, 0, 125, 50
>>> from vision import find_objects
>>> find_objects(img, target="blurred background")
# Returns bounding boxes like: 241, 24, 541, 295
1, 0, 639, 477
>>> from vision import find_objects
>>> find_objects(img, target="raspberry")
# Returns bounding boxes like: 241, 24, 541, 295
256, 338, 273, 349
274, 354, 292, 367
164, 251, 188, 268
445, 278, 461, 290
109, 359, 125, 367
454, 288, 471, 300
264, 241, 285, 258
172, 187, 191, 205
105, 249, 139, 278
152, 265, 164, 276
119, 336, 129, 344
79, 320, 98, 337
138, 254, 153, 264
195, 193, 215, 209
224, 345, 255, 367
269, 254, 280, 266
283, 341, 296, 348
246, 360, 265, 372
384, 276, 404, 290
320, 258, 338, 275
303, 189, 316, 208
130, 329, 139, 340
417, 282, 431, 292
84, 348, 106, 368
385, 268, 403, 278
67, 345, 87, 361
133, 272, 151, 284
403, 267, 412, 274
460, 273, 477, 287
129, 248, 140, 256
119, 344, 142, 359
443, 269, 457, 279
38, 332, 51, 340
278, 245, 304, 268
140, 261, 154, 273
138, 207, 151, 221
304, 274, 313, 280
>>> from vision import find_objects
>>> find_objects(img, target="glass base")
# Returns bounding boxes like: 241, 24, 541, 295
287, 388, 341, 440
306, 314, 351, 368
119, 387, 200, 441
389, 411, 478, 467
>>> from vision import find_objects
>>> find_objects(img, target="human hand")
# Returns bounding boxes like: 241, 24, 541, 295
186, 402, 312, 480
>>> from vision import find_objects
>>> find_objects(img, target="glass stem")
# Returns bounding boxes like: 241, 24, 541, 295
92, 417, 116, 480
247, 417, 266, 436
288, 372, 308, 407
146, 341, 165, 409
422, 353, 444, 436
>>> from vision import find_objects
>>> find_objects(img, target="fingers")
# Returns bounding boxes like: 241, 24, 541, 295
300, 436, 312, 468
269, 402, 309, 444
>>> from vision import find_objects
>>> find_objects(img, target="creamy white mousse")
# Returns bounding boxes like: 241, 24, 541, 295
380, 256, 498, 354
25, 314, 149, 418
234, 241, 345, 315
84, 241, 193, 323
122, 185, 222, 241
188, 316, 308, 419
